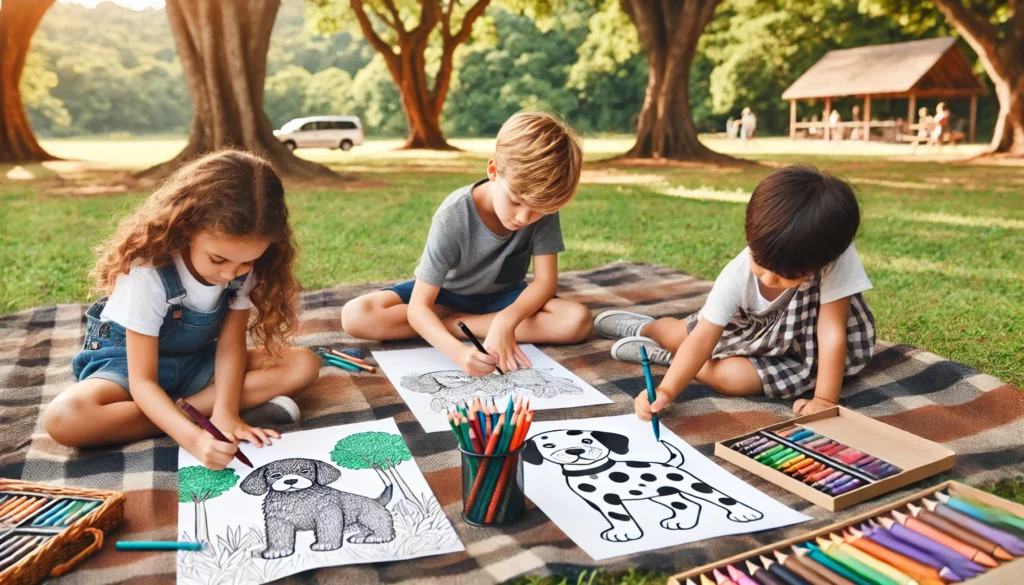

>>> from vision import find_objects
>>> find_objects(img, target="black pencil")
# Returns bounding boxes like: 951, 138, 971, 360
458, 321, 503, 375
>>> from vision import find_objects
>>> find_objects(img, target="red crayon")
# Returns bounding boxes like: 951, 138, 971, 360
177, 398, 253, 468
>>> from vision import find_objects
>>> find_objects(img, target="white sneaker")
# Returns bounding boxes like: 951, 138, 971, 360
610, 336, 673, 365
594, 310, 655, 340
241, 396, 301, 427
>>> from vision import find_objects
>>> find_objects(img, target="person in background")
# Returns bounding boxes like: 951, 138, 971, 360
741, 107, 757, 148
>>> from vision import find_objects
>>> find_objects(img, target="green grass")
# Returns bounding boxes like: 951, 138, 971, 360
2, 136, 1022, 585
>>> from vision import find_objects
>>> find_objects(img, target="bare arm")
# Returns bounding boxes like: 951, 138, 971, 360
797, 296, 851, 414
484, 253, 559, 371
408, 280, 497, 376
210, 309, 277, 446
636, 318, 724, 421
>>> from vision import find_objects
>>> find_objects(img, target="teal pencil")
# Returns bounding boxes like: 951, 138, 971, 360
116, 541, 203, 551
322, 354, 361, 372
639, 346, 660, 441
41, 501, 84, 527
60, 500, 100, 526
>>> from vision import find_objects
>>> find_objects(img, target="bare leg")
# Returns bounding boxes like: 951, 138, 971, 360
442, 298, 593, 345
341, 291, 451, 341
642, 317, 688, 351
44, 347, 319, 447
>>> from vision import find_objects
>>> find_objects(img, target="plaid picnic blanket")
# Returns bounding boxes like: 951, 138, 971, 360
1, 262, 1022, 585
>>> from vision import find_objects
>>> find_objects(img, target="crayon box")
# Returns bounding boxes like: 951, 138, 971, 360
715, 406, 956, 511
669, 480, 1022, 585
0, 478, 124, 585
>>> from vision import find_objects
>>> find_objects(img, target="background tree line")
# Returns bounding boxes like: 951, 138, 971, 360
21, 0, 1001, 142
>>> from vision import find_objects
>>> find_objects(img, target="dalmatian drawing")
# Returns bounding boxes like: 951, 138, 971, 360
523, 430, 763, 542
400, 368, 582, 413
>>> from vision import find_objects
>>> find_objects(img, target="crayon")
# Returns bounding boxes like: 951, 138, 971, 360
745, 560, 787, 585
59, 500, 101, 526
687, 580, 698, 585
459, 321, 502, 375
32, 499, 76, 526
763, 448, 799, 466
713, 567, 738, 585
176, 399, 253, 468
805, 437, 833, 449
790, 545, 860, 585
829, 479, 865, 496
939, 492, 1024, 532
777, 427, 801, 437
860, 523, 964, 582
892, 510, 998, 567
809, 467, 838, 483
875, 517, 987, 577
844, 528, 947, 585
772, 550, 830, 585
727, 564, 762, 585
755, 445, 786, 461
701, 574, 717, 585
323, 347, 376, 372
759, 555, 811, 585
639, 346, 661, 441
923, 497, 1024, 555
816, 537, 900, 585
739, 438, 771, 454
115, 540, 204, 551
321, 352, 362, 372
0, 536, 45, 571
788, 430, 817, 442
813, 471, 845, 489
793, 462, 824, 478
786, 459, 816, 475
800, 543, 875, 585
828, 534, 920, 585
776, 454, 806, 470
749, 442, 781, 457
908, 502, 1013, 560
0, 496, 28, 518
824, 475, 855, 491
40, 501, 85, 527
733, 435, 765, 449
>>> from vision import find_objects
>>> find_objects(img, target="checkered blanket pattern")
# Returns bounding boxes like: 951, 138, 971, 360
1, 262, 1021, 584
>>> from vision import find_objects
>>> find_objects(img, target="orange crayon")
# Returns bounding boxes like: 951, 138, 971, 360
844, 527, 945, 584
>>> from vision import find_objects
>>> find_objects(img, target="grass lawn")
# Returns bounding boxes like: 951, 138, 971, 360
1, 136, 1022, 583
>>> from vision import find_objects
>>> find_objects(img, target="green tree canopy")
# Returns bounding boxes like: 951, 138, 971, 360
331, 431, 412, 470
178, 466, 239, 503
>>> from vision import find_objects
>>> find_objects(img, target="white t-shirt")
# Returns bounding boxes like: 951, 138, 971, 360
700, 245, 871, 327
100, 252, 255, 337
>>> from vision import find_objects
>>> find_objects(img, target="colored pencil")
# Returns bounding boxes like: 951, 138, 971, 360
746, 560, 787, 585
639, 346, 660, 441
701, 574, 717, 585
727, 564, 762, 585
922, 497, 1024, 555
875, 517, 987, 577
816, 537, 900, 585
712, 568, 738, 585
773, 550, 830, 585
800, 544, 875, 585
176, 398, 253, 468
892, 510, 998, 567
843, 528, 945, 585
463, 419, 504, 515
323, 347, 376, 372
938, 492, 1024, 532
0, 536, 45, 571
790, 545, 859, 585
860, 523, 963, 582
759, 555, 809, 585
908, 502, 1013, 560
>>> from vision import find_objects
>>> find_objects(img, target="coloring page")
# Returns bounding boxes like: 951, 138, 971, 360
176, 419, 463, 585
373, 344, 612, 433
523, 415, 810, 560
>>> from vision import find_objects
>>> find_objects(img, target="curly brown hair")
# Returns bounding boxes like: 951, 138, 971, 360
91, 149, 299, 356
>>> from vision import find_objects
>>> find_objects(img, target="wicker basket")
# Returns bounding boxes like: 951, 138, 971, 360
0, 479, 124, 585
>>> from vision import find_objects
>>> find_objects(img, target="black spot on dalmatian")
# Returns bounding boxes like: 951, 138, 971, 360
566, 430, 583, 436
626, 462, 650, 468
719, 497, 737, 506
672, 502, 688, 510
641, 473, 657, 482
604, 493, 622, 505
658, 486, 681, 496
589, 475, 598, 480
629, 490, 643, 496
667, 473, 684, 481
608, 511, 631, 522
609, 472, 630, 483
541, 436, 548, 440
639, 484, 646, 487
578, 483, 596, 493
692, 482, 713, 494
543, 444, 555, 449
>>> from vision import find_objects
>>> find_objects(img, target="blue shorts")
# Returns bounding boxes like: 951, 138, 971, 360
72, 337, 216, 401
387, 280, 527, 315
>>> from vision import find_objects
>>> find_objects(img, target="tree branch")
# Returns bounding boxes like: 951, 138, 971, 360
452, 0, 490, 45
380, 0, 405, 33
930, 0, 999, 48
431, 0, 489, 111
350, 0, 399, 73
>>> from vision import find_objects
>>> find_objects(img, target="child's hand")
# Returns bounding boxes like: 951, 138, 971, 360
187, 432, 239, 470
635, 387, 673, 422
793, 396, 837, 415
211, 412, 279, 448
460, 345, 498, 377
483, 315, 531, 373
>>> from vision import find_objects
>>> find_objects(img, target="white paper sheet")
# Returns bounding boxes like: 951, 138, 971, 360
523, 415, 809, 560
373, 344, 613, 433
176, 419, 463, 585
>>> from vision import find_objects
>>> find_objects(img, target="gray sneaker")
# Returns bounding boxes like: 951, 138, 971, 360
594, 310, 655, 340
241, 396, 301, 428
610, 336, 673, 365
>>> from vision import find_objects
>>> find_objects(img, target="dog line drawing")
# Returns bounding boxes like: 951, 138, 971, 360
523, 430, 763, 542
240, 458, 396, 559
401, 368, 583, 413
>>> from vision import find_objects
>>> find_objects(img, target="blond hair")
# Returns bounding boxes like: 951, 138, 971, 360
494, 111, 583, 214
91, 149, 300, 357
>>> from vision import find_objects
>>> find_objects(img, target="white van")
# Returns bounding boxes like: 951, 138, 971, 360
273, 116, 364, 151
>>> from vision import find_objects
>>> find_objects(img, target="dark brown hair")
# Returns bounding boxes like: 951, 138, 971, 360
91, 149, 299, 356
745, 165, 860, 279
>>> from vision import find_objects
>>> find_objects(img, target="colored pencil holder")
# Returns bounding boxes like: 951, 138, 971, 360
459, 444, 527, 527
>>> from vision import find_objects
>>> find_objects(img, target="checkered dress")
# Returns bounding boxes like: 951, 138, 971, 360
687, 273, 875, 399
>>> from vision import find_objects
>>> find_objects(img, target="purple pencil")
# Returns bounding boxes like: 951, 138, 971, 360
861, 523, 964, 582
876, 517, 987, 577
812, 471, 844, 489
923, 497, 1024, 555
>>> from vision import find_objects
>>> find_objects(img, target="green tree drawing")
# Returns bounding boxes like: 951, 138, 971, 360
178, 466, 239, 544
330, 432, 422, 511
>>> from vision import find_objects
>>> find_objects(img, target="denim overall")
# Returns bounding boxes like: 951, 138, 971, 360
72, 263, 246, 400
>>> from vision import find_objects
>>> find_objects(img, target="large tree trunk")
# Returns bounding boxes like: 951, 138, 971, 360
395, 49, 455, 150
619, 0, 735, 163
142, 0, 338, 180
933, 0, 1024, 157
0, 0, 56, 163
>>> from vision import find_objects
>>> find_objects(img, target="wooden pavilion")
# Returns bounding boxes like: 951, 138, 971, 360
782, 37, 985, 142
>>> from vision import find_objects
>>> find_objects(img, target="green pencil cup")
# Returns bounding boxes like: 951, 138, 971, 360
459, 444, 526, 527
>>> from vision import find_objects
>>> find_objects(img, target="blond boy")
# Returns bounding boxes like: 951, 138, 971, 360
342, 111, 593, 375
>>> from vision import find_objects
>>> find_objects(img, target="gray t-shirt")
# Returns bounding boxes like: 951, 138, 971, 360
414, 178, 565, 295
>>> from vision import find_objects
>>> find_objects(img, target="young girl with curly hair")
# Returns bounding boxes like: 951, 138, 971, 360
44, 150, 320, 469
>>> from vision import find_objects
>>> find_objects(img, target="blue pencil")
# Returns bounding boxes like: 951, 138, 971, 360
639, 346, 660, 441
116, 541, 203, 551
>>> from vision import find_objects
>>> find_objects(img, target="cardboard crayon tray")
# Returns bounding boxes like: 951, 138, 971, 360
669, 481, 1023, 585
715, 406, 956, 511
0, 479, 124, 585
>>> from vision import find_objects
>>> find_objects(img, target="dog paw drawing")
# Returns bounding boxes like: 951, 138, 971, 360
349, 534, 392, 544
726, 506, 763, 522
660, 516, 698, 531
310, 542, 343, 551
253, 548, 293, 559
601, 524, 642, 542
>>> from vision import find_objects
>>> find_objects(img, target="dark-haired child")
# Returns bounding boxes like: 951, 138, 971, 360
596, 165, 875, 418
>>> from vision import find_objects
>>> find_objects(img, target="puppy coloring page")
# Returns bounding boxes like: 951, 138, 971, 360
523, 415, 809, 560
373, 344, 612, 432
176, 418, 463, 585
